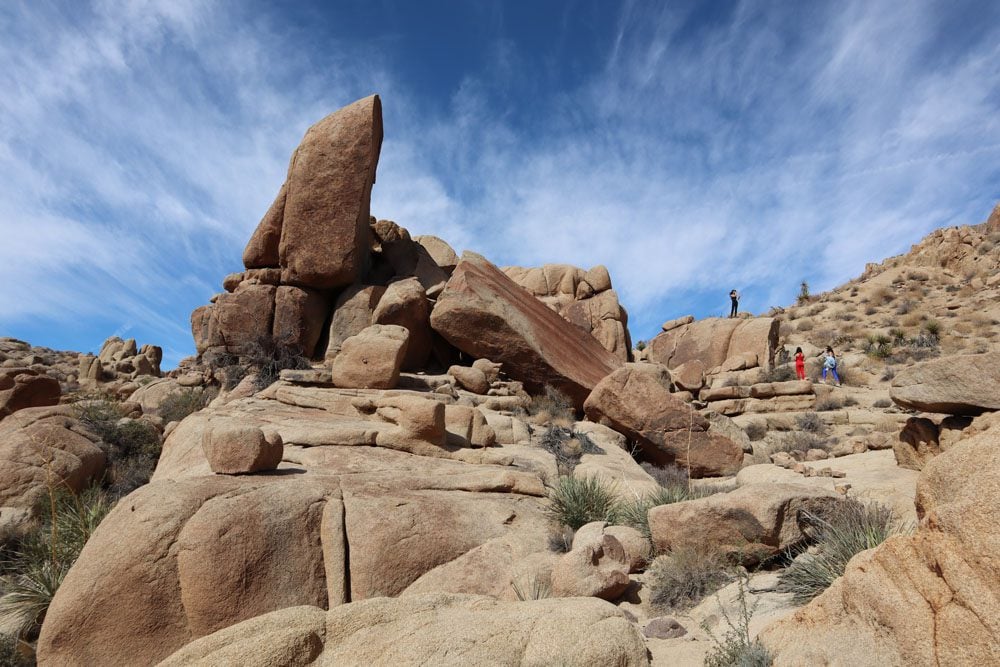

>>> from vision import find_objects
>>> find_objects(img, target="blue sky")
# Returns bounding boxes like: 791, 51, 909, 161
2, 0, 998, 368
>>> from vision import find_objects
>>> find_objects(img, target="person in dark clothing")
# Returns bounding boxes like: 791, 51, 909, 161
729, 290, 739, 318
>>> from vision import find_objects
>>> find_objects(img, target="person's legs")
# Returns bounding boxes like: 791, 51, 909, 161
833, 368, 841, 385
822, 367, 828, 382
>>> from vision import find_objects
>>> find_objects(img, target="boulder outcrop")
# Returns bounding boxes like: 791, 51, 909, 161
583, 364, 743, 477
431, 252, 622, 407
890, 352, 1000, 414
647, 316, 779, 372
760, 414, 1000, 666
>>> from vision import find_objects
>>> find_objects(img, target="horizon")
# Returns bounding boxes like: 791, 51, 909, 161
2, 1, 999, 368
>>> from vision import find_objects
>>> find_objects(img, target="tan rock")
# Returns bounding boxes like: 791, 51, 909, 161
648, 317, 779, 371
448, 365, 489, 394
890, 352, 1000, 414
272, 286, 329, 357
559, 290, 632, 361
0, 371, 60, 419
649, 483, 840, 563
551, 530, 630, 600
584, 364, 743, 477
574, 522, 650, 573
431, 252, 622, 408
202, 424, 283, 474
330, 324, 408, 390
266, 96, 382, 289
895, 416, 940, 471
761, 419, 1000, 666
471, 358, 502, 383
210, 283, 277, 355
672, 359, 705, 392
661, 314, 694, 332
242, 182, 285, 269
414, 235, 459, 273
749, 380, 813, 399
372, 277, 432, 370
324, 284, 386, 361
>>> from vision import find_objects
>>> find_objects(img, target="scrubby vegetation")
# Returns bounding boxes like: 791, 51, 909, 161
539, 426, 602, 475
545, 476, 619, 530
777, 500, 898, 604
0, 486, 112, 641
744, 421, 767, 441
647, 545, 734, 611
703, 573, 774, 667
158, 387, 215, 424
75, 397, 162, 497
526, 386, 576, 427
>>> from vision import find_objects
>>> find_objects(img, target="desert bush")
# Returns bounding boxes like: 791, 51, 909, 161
648, 545, 734, 611
635, 340, 646, 351
880, 366, 896, 382
807, 304, 825, 317
872, 398, 892, 408
744, 421, 767, 441
158, 388, 214, 424
797, 281, 811, 305
977, 241, 994, 255
863, 334, 893, 359
511, 574, 550, 601
771, 431, 826, 454
895, 299, 914, 315
0, 632, 30, 666
546, 476, 618, 530
761, 365, 795, 383
240, 338, 312, 391
871, 286, 894, 305
640, 462, 689, 489
777, 500, 897, 604
795, 412, 825, 433
922, 319, 941, 339
614, 484, 719, 540
527, 386, 576, 427
539, 426, 602, 475
815, 396, 843, 412
75, 399, 162, 497
795, 319, 813, 332
863, 304, 877, 316
0, 486, 112, 639
703, 573, 774, 667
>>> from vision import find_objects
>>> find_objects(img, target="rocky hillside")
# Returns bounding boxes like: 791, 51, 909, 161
2, 95, 997, 667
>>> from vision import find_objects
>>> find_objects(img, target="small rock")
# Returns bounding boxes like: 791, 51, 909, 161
202, 424, 283, 475
448, 365, 490, 395
643, 617, 688, 640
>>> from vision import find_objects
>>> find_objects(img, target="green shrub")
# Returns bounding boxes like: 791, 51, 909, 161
761, 365, 795, 383
546, 476, 619, 530
922, 319, 941, 339
648, 546, 733, 611
872, 398, 892, 408
0, 486, 112, 639
240, 338, 312, 391
613, 485, 709, 540
539, 426, 602, 475
771, 431, 825, 454
863, 334, 893, 358
797, 281, 811, 305
75, 399, 162, 497
0, 632, 29, 666
794, 412, 825, 433
703, 573, 774, 667
158, 388, 213, 424
777, 500, 897, 604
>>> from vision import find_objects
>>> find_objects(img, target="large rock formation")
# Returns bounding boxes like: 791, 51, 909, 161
503, 263, 632, 360
583, 364, 743, 477
157, 595, 649, 667
245, 95, 383, 289
760, 412, 1000, 665
890, 352, 1000, 414
646, 316, 779, 373
431, 252, 623, 408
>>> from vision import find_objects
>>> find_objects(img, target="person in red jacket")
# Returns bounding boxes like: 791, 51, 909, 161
794, 346, 806, 380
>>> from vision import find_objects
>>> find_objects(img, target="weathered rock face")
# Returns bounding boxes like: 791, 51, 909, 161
0, 369, 60, 419
503, 263, 632, 360
330, 324, 408, 390
583, 364, 743, 477
760, 414, 1000, 666
431, 252, 622, 408
202, 424, 283, 474
250, 95, 383, 289
372, 277, 432, 371
159, 595, 649, 667
890, 352, 1000, 414
272, 286, 329, 357
0, 406, 106, 518
324, 284, 386, 361
414, 235, 459, 273
551, 530, 630, 600
647, 317, 779, 372
648, 483, 841, 564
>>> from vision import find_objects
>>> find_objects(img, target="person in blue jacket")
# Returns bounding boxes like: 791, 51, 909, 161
822, 346, 841, 386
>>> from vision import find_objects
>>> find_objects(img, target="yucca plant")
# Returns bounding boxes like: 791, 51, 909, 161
777, 500, 898, 604
546, 476, 618, 530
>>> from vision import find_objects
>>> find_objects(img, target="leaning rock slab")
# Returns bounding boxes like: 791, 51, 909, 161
431, 252, 622, 407
890, 352, 1000, 414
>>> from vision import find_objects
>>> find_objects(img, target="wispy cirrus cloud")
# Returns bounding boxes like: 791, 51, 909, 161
1, 0, 998, 364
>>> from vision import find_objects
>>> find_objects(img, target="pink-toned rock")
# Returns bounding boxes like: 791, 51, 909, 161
890, 352, 1000, 414
272, 286, 329, 357
0, 370, 60, 419
672, 360, 705, 392
414, 235, 459, 273
648, 317, 779, 371
330, 324, 408, 390
247, 96, 383, 289
372, 277, 432, 371
324, 284, 386, 361
431, 252, 622, 408
449, 365, 490, 394
559, 290, 632, 361
209, 283, 277, 355
202, 424, 283, 474
584, 364, 743, 477
472, 358, 502, 383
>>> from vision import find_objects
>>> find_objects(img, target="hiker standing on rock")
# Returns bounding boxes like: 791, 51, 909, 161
794, 347, 806, 380
822, 346, 841, 386
729, 290, 739, 318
